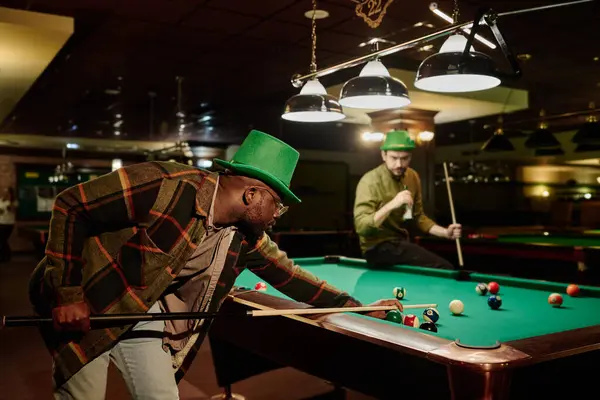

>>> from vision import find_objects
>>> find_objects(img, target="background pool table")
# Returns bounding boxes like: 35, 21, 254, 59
416, 231, 600, 285
583, 229, 600, 235
209, 256, 600, 399
470, 232, 600, 247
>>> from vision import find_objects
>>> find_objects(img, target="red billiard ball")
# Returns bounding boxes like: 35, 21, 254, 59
255, 282, 267, 291
402, 314, 420, 327
566, 284, 580, 297
487, 282, 500, 294
548, 293, 563, 307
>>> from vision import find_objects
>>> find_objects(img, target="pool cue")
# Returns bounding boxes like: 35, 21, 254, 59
1, 303, 438, 329
443, 162, 464, 267
249, 303, 437, 317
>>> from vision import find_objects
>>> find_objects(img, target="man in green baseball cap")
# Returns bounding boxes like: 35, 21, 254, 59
30, 129, 402, 400
354, 130, 461, 269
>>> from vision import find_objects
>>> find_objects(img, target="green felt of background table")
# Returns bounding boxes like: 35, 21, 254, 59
234, 257, 600, 347
497, 234, 600, 247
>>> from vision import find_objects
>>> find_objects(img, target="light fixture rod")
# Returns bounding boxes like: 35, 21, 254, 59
429, 3, 496, 49
502, 107, 600, 126
291, 20, 472, 88
497, 0, 594, 17
290, 0, 593, 88
462, 7, 521, 80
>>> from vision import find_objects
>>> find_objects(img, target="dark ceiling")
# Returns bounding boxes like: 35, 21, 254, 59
0, 0, 598, 151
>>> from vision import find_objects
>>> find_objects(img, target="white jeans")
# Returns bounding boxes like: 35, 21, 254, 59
53, 303, 179, 400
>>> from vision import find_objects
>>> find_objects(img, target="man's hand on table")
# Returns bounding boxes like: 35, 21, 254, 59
307, 299, 403, 322
363, 299, 403, 320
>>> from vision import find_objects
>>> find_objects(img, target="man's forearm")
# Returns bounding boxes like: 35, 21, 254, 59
373, 201, 398, 227
428, 224, 449, 238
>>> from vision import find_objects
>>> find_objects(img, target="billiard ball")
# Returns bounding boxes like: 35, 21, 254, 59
487, 282, 500, 294
487, 295, 502, 310
548, 293, 563, 307
254, 282, 267, 291
449, 300, 464, 315
385, 309, 404, 324
475, 283, 488, 295
419, 322, 438, 332
566, 284, 580, 297
392, 286, 406, 300
423, 307, 440, 323
402, 314, 419, 327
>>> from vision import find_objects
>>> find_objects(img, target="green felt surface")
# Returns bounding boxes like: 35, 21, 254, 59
234, 257, 600, 347
497, 234, 600, 247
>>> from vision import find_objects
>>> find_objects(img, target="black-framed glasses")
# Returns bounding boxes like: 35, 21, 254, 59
254, 187, 289, 217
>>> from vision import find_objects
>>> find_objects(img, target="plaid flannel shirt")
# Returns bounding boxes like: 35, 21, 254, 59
28, 161, 361, 387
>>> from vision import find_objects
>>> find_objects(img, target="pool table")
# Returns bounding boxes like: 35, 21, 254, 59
209, 256, 600, 399
415, 232, 600, 284
582, 229, 600, 235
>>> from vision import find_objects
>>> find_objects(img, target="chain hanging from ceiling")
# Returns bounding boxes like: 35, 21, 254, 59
352, 0, 395, 28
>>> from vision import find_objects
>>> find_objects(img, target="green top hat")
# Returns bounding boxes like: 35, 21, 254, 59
380, 130, 416, 151
214, 130, 301, 204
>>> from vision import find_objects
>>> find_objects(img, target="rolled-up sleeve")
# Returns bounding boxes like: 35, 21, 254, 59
353, 175, 379, 237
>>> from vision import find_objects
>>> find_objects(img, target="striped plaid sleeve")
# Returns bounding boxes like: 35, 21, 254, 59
244, 233, 362, 308
45, 162, 165, 305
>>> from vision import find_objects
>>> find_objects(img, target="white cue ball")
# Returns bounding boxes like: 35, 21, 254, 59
449, 299, 464, 315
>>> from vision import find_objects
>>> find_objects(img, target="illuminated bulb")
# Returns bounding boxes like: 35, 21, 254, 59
197, 159, 213, 168
361, 131, 385, 142
111, 159, 122, 171
418, 130, 435, 142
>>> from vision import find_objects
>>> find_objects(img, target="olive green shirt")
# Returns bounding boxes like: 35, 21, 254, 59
354, 164, 436, 253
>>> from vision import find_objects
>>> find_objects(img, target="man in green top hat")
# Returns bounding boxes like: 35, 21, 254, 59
354, 130, 461, 269
29, 129, 402, 400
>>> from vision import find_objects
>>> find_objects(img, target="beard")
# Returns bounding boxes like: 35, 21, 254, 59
390, 166, 406, 176
236, 196, 271, 239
